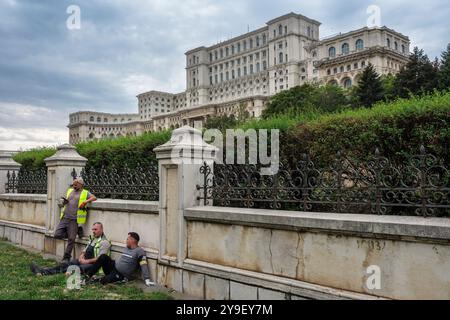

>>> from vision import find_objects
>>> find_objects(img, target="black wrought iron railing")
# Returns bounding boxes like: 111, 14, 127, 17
72, 163, 159, 201
197, 146, 450, 217
5, 167, 47, 194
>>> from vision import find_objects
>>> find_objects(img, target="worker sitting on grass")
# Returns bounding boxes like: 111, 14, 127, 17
82, 232, 155, 287
30, 222, 110, 276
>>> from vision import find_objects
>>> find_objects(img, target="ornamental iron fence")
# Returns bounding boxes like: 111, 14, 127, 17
197, 146, 449, 217
71, 162, 159, 201
5, 167, 47, 194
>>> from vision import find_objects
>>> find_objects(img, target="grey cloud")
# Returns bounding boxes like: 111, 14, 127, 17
0, 0, 449, 149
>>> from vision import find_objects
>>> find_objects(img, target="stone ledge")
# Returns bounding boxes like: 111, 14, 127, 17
0, 219, 46, 234
182, 259, 384, 300
185, 206, 450, 242
90, 199, 159, 214
0, 194, 46, 203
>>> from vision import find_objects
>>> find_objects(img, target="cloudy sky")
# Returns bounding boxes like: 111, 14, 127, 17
0, 0, 449, 150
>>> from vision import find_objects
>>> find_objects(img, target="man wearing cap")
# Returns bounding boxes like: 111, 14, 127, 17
55, 178, 97, 263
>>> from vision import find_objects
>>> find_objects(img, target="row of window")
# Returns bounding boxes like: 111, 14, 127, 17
209, 34, 268, 62
209, 87, 267, 102
327, 61, 367, 75
89, 116, 133, 123
328, 39, 407, 58
209, 50, 268, 72
328, 39, 364, 57
386, 38, 407, 53
209, 62, 268, 84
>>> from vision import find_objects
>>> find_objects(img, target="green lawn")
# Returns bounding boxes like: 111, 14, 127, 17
0, 241, 173, 300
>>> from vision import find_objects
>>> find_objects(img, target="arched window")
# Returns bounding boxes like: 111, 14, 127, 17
329, 47, 336, 58
256, 36, 260, 47
278, 25, 282, 36
90, 116, 94, 122
104, 118, 108, 122
356, 39, 364, 50
307, 26, 311, 37
402, 44, 406, 54
343, 78, 352, 89
394, 41, 398, 51
97, 117, 101, 122
262, 34, 267, 45
387, 38, 391, 48
342, 43, 350, 55
279, 52, 283, 64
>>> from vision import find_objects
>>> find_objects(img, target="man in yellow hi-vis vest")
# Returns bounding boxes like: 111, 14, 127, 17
30, 222, 110, 276
55, 177, 97, 263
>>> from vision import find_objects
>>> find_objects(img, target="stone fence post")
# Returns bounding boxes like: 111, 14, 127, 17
0, 151, 21, 194
44, 144, 87, 235
153, 126, 217, 267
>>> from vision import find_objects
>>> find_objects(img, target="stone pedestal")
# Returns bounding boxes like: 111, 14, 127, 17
154, 126, 217, 267
0, 151, 21, 194
44, 144, 87, 234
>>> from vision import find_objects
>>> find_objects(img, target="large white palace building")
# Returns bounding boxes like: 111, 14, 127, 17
68, 12, 410, 144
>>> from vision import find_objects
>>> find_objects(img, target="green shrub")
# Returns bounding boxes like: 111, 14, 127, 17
14, 130, 171, 170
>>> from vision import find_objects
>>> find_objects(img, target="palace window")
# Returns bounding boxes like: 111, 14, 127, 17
343, 78, 352, 89
356, 39, 364, 50
342, 43, 350, 55
329, 47, 336, 58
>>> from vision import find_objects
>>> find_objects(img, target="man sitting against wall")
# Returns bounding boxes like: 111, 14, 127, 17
82, 232, 155, 287
56, 177, 97, 263
30, 222, 111, 276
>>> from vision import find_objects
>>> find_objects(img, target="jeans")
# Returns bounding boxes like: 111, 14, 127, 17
86, 254, 125, 284
39, 259, 94, 275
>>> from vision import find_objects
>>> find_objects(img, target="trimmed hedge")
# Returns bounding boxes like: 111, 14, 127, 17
281, 91, 450, 166
14, 130, 171, 170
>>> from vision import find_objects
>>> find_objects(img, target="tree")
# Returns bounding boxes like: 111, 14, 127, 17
262, 83, 349, 118
353, 63, 384, 107
204, 114, 237, 132
380, 73, 397, 102
311, 84, 349, 112
262, 84, 316, 119
439, 43, 450, 90
394, 47, 439, 98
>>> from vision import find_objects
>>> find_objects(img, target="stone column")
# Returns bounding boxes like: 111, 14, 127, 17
44, 144, 87, 234
0, 151, 21, 194
154, 126, 217, 267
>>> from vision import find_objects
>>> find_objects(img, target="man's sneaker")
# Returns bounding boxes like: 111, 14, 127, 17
30, 263, 43, 276
61, 258, 70, 265
77, 226, 84, 239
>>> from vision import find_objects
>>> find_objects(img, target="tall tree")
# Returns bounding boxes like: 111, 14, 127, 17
394, 47, 439, 98
439, 43, 450, 90
354, 63, 384, 107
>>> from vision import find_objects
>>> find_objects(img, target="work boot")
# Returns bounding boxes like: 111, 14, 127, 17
30, 263, 43, 276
